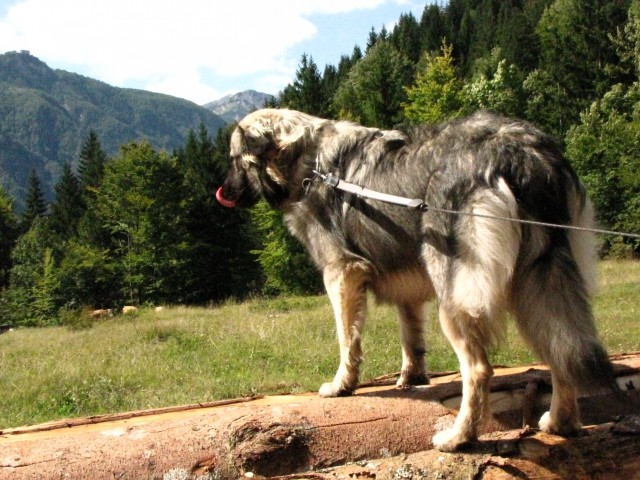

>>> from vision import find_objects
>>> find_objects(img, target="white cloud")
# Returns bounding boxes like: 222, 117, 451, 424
0, 0, 412, 103
144, 70, 223, 105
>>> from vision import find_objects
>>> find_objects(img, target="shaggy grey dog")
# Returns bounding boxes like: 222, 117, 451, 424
216, 109, 616, 451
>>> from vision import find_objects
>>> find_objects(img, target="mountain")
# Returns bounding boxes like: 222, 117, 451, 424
0, 51, 226, 210
202, 90, 274, 123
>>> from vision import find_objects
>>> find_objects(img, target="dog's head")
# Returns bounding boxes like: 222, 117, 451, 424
216, 108, 322, 209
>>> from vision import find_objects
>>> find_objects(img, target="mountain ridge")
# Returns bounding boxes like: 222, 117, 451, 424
202, 89, 274, 123
0, 51, 228, 209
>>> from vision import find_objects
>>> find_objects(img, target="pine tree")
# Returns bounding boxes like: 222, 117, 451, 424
349, 45, 363, 65
608, 0, 640, 82
74, 131, 109, 248
333, 40, 413, 128
443, 0, 472, 72
49, 162, 85, 241
379, 24, 388, 42
467, 0, 498, 69
30, 247, 58, 325
321, 64, 340, 117
403, 41, 465, 124
250, 200, 322, 295
20, 168, 47, 233
390, 12, 423, 63
181, 124, 218, 198
1, 218, 57, 326
323, 47, 364, 114
77, 130, 107, 196
279, 54, 326, 116
366, 27, 379, 51
420, 3, 446, 53
494, 0, 547, 73
0, 185, 18, 288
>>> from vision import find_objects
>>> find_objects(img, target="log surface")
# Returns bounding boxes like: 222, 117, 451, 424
273, 418, 640, 480
1, 353, 639, 479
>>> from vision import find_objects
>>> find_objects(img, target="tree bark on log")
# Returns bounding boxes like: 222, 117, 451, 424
270, 417, 640, 479
1, 353, 639, 480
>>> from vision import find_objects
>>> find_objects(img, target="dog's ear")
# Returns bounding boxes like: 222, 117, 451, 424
273, 115, 309, 152
241, 117, 274, 155
241, 110, 312, 160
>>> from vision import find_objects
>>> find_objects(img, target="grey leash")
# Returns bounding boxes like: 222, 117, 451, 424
307, 170, 640, 241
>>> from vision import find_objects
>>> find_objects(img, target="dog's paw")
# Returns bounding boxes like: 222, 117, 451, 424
538, 411, 581, 435
537, 411, 553, 432
432, 428, 472, 452
319, 382, 353, 398
396, 372, 430, 389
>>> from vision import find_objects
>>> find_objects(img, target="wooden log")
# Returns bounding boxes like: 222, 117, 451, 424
276, 416, 640, 480
1, 353, 639, 479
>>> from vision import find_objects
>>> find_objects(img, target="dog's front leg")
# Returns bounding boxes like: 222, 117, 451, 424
319, 262, 369, 397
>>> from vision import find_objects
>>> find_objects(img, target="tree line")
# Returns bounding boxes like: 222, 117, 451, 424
1, 0, 639, 327
0, 127, 264, 326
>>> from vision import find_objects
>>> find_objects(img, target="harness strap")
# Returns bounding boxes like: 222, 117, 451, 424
314, 171, 426, 210
308, 170, 640, 240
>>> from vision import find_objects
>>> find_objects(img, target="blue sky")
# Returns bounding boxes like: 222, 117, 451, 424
0, 0, 430, 104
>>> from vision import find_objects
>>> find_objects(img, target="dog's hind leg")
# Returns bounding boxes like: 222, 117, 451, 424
432, 304, 493, 452
513, 242, 615, 435
319, 262, 370, 397
397, 302, 430, 388
428, 181, 520, 451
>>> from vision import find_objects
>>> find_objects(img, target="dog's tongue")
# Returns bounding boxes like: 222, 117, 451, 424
216, 187, 237, 208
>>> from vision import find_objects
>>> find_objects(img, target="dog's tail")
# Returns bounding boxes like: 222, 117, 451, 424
514, 183, 619, 396
563, 184, 619, 394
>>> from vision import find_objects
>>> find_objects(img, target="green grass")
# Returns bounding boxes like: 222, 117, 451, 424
0, 260, 638, 430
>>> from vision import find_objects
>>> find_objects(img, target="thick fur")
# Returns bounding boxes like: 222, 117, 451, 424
219, 109, 617, 451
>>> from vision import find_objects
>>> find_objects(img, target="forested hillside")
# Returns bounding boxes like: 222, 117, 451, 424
0, 0, 638, 327
0, 51, 226, 209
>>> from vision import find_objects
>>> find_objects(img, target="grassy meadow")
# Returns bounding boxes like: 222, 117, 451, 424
1, 260, 638, 430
